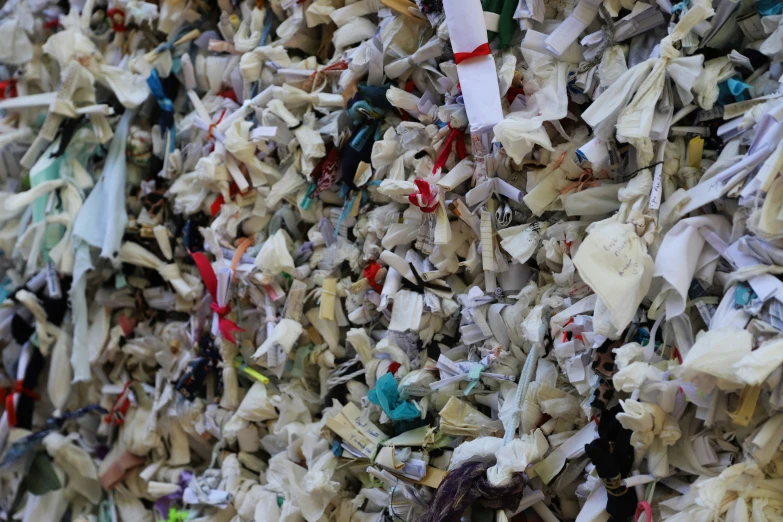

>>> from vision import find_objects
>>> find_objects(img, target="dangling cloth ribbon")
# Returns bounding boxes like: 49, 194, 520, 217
454, 43, 492, 64
231, 237, 254, 280
432, 123, 468, 174
190, 252, 244, 344
146, 69, 176, 152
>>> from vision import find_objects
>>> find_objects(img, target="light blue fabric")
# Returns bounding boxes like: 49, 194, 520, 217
464, 363, 485, 395
727, 77, 751, 102
72, 109, 134, 259
368, 373, 420, 421
757, 0, 783, 15
71, 110, 135, 382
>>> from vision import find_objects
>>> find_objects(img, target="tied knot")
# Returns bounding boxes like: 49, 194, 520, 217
560, 168, 603, 195
6, 380, 40, 427
660, 37, 680, 61
409, 178, 439, 213
13, 381, 38, 400
454, 43, 491, 65
431, 123, 467, 175
363, 262, 384, 293
0, 79, 17, 100
157, 263, 182, 281
50, 99, 77, 118
211, 302, 231, 317
103, 380, 133, 426
207, 109, 227, 141
190, 251, 245, 344
106, 7, 127, 32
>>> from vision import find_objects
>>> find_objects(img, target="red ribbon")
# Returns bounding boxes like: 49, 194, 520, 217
432, 123, 467, 174
312, 147, 340, 198
190, 252, 244, 344
363, 262, 384, 293
505, 86, 525, 103
408, 178, 439, 213
454, 43, 491, 65
210, 180, 244, 216
103, 380, 133, 426
6, 380, 39, 428
0, 79, 17, 100
218, 89, 239, 104
210, 195, 225, 217
208, 109, 227, 141
118, 314, 137, 337
106, 8, 127, 32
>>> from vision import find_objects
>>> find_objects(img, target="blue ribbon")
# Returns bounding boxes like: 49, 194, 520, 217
147, 69, 176, 152
757, 0, 783, 15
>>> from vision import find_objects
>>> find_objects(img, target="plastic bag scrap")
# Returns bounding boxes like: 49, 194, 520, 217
4, 0, 783, 520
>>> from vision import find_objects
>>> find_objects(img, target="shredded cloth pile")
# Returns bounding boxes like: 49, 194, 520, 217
2, 0, 783, 520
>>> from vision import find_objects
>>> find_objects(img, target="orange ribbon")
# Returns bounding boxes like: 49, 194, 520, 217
231, 238, 254, 281
560, 169, 599, 195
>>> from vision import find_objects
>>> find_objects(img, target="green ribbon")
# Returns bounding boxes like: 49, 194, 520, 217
464, 363, 486, 395
499, 0, 518, 48
482, 0, 517, 47
168, 508, 190, 522
483, 0, 503, 40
